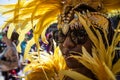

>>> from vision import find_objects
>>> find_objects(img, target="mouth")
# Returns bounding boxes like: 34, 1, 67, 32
69, 51, 82, 56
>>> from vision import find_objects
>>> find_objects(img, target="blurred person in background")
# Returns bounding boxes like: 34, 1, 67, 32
0, 31, 20, 80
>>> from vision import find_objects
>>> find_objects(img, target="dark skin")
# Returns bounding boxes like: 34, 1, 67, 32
57, 10, 110, 79
55, 3, 109, 79
58, 25, 96, 79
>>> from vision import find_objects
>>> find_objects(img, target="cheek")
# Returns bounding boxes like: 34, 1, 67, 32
80, 39, 92, 53
74, 45, 82, 52
59, 43, 68, 56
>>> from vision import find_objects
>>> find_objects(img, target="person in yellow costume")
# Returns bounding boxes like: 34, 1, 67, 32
0, 0, 120, 80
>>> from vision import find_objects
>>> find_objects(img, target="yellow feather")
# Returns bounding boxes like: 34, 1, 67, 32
23, 47, 66, 80
60, 70, 92, 80
72, 47, 116, 80
76, 12, 99, 49
7, 23, 15, 39
0, 0, 120, 80
24, 38, 35, 60
112, 59, 120, 74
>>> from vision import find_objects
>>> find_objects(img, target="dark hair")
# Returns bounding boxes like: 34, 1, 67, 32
1, 31, 19, 41
11, 32, 19, 42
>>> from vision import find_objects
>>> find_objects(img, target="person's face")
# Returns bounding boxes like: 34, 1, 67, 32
57, 25, 92, 68
58, 27, 92, 55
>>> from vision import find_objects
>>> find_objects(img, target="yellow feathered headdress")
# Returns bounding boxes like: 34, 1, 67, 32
0, 0, 63, 54
0, 0, 120, 53
0, 0, 120, 80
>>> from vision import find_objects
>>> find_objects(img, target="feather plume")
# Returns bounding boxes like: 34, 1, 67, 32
23, 47, 67, 80
0, 0, 120, 80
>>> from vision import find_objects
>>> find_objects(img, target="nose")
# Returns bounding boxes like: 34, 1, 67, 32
62, 36, 75, 48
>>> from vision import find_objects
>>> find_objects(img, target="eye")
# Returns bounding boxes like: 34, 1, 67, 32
77, 29, 88, 44
70, 31, 78, 44
78, 29, 87, 36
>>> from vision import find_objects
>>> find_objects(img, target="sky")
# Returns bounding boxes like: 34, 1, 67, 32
0, 0, 17, 27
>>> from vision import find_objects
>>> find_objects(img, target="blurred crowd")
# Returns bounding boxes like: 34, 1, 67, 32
0, 24, 57, 80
